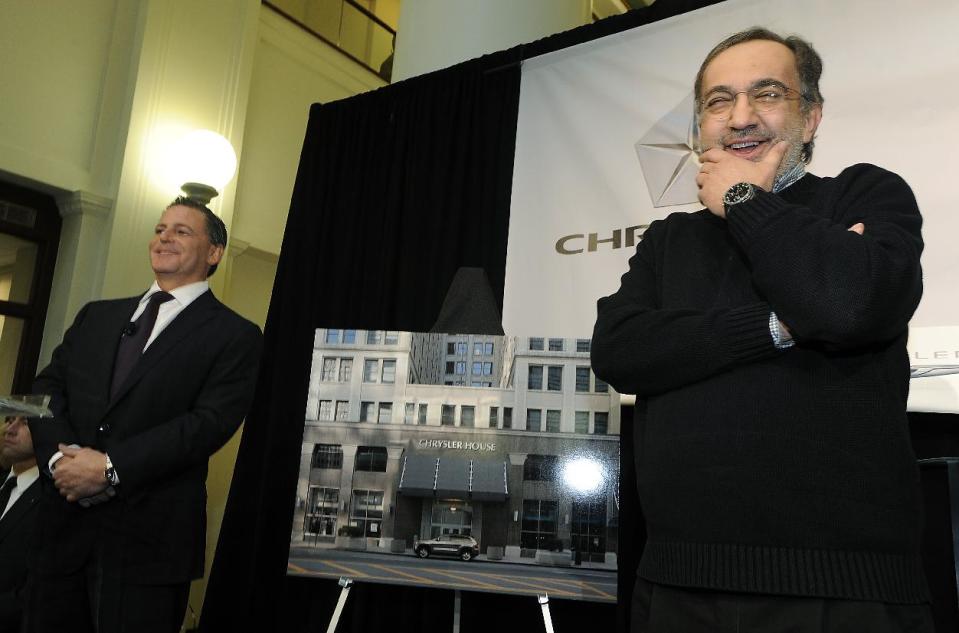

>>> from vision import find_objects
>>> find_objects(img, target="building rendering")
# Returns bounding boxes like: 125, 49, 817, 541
292, 329, 621, 565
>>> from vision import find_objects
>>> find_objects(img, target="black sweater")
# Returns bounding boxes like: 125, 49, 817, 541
591, 164, 928, 603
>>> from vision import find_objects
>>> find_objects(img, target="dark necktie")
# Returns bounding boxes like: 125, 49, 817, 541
0, 475, 17, 518
111, 291, 174, 398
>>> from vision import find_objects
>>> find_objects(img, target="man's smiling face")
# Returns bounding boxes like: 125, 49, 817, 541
149, 205, 223, 289
697, 39, 821, 180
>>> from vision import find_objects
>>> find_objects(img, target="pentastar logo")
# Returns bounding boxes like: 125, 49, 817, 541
634, 93, 701, 208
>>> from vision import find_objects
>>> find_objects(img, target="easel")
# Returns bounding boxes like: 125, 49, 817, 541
325, 579, 556, 633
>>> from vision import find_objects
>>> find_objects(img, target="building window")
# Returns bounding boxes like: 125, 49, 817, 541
343, 329, 356, 344
366, 330, 382, 344
359, 401, 375, 422
528, 365, 543, 390
350, 489, 384, 537
447, 342, 456, 355
526, 409, 542, 432
548, 338, 564, 351
445, 361, 455, 374
318, 400, 333, 421
304, 486, 339, 537
461, 405, 475, 428
338, 358, 353, 382
457, 342, 468, 355
485, 342, 494, 355
404, 403, 415, 425
547, 366, 562, 391
523, 454, 558, 481
377, 402, 392, 424
325, 329, 340, 344
521, 499, 559, 552
321, 358, 337, 381
355, 447, 388, 472
455, 361, 466, 375
594, 412, 608, 435
441, 404, 455, 426
576, 339, 591, 353
472, 361, 482, 374
363, 359, 378, 382
594, 375, 609, 393
529, 337, 544, 351
473, 342, 484, 355
546, 409, 561, 433
503, 407, 513, 429
489, 406, 499, 428
335, 400, 350, 421
381, 359, 396, 383
575, 366, 591, 392
417, 403, 428, 425
483, 362, 492, 375
384, 331, 399, 344
575, 411, 590, 434
311, 444, 343, 469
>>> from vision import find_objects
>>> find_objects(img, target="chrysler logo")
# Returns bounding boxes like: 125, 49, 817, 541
634, 93, 701, 208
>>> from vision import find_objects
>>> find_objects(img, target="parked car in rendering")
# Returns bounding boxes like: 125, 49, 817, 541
413, 534, 479, 561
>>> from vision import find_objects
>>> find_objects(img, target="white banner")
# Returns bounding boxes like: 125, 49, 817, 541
504, 0, 959, 412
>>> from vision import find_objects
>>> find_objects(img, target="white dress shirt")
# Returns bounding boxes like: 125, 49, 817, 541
130, 280, 211, 350
1, 465, 39, 520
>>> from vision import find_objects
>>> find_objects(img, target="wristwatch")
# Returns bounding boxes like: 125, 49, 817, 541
723, 182, 757, 214
104, 453, 119, 486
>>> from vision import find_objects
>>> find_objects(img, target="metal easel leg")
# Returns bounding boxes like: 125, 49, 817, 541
452, 589, 462, 633
537, 594, 555, 633
326, 577, 354, 633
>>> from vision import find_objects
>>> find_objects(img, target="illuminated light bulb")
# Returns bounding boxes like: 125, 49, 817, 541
167, 129, 238, 204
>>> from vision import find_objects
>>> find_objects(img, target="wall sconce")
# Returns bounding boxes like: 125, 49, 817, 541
167, 129, 238, 204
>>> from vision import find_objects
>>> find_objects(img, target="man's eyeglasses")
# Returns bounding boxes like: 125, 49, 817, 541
700, 83, 810, 119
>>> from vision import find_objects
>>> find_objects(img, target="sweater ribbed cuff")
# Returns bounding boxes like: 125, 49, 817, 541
726, 189, 789, 247
718, 302, 779, 364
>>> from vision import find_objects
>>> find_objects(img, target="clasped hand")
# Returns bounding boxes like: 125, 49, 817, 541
53, 443, 108, 502
696, 140, 788, 217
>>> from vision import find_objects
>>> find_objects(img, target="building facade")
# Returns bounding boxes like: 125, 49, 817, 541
293, 329, 621, 565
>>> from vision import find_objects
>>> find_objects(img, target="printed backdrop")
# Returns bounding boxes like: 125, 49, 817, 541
504, 0, 959, 412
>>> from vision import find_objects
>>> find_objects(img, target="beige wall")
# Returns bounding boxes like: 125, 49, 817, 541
0, 0, 140, 197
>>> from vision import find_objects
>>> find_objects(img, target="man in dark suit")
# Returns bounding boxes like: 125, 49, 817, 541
0, 416, 40, 633
25, 197, 263, 633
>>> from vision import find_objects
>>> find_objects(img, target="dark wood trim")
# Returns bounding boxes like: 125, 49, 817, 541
0, 180, 62, 393
262, 1, 390, 80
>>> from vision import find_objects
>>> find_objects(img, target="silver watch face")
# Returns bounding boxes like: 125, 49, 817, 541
724, 182, 754, 207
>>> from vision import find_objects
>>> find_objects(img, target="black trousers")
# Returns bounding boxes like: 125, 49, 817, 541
23, 560, 190, 633
632, 578, 934, 633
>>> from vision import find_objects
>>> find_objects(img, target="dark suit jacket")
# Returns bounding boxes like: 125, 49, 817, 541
30, 290, 262, 584
0, 475, 40, 632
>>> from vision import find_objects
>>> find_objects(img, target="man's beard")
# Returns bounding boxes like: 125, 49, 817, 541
710, 118, 807, 181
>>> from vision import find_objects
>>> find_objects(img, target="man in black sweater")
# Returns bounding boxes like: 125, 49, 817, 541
592, 28, 932, 632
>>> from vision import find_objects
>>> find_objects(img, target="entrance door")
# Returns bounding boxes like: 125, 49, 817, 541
571, 498, 607, 562
0, 181, 61, 393
430, 499, 472, 538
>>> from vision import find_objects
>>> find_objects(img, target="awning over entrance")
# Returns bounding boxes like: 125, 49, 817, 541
398, 454, 508, 502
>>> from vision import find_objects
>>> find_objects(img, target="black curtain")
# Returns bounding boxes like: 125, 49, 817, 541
195, 2, 842, 632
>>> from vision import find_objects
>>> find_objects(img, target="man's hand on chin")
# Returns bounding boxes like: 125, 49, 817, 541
696, 140, 788, 218
53, 443, 108, 502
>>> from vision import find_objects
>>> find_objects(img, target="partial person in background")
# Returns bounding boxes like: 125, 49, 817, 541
26, 197, 262, 633
0, 416, 40, 633
592, 27, 931, 633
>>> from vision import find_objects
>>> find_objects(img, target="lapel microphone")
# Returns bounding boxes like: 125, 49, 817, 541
122, 322, 137, 336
